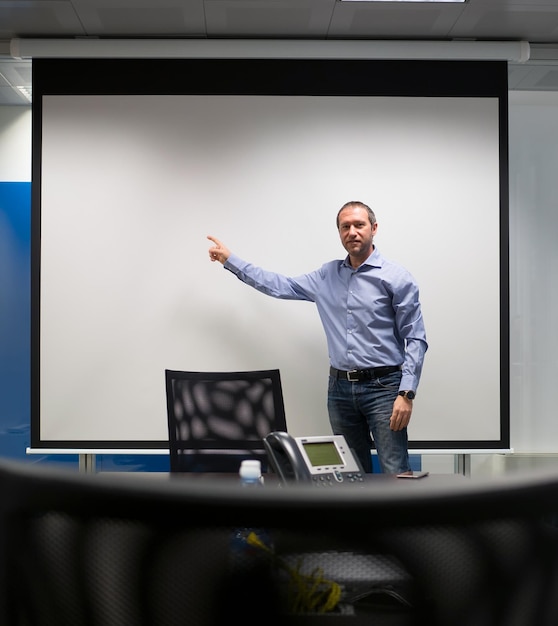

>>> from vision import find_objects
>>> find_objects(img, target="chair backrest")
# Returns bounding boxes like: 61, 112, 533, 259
0, 459, 277, 626
2, 460, 558, 626
165, 368, 287, 472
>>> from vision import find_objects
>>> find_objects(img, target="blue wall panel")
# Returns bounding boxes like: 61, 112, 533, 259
0, 182, 31, 460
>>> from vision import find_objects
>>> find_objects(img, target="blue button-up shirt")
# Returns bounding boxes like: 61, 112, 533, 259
224, 246, 428, 393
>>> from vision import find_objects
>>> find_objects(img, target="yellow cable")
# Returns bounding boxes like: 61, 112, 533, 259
245, 531, 342, 614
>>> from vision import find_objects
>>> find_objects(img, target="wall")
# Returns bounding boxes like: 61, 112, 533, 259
2, 87, 558, 474
508, 91, 558, 453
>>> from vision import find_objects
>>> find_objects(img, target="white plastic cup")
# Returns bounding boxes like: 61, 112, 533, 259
239, 459, 263, 485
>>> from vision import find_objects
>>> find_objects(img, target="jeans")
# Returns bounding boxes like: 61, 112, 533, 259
327, 370, 410, 474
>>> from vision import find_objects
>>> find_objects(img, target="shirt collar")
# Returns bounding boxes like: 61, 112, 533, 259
342, 246, 382, 270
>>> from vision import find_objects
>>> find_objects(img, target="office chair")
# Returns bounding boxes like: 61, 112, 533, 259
2, 459, 558, 626
0, 459, 274, 626
165, 368, 287, 473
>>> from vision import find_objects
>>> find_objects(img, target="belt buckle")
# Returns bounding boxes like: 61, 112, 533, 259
347, 370, 360, 382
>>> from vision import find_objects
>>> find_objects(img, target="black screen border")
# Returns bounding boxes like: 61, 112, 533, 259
31, 58, 509, 450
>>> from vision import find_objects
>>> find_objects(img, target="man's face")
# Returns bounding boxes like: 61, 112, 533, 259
338, 206, 377, 257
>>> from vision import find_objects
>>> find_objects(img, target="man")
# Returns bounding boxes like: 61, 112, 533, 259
207, 200, 427, 474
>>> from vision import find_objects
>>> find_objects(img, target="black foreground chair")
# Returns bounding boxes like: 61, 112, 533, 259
2, 459, 558, 626
165, 368, 287, 473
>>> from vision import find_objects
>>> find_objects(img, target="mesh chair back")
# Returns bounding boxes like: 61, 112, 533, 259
165, 369, 287, 472
2, 460, 558, 626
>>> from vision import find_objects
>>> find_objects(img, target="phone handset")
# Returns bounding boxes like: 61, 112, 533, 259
263, 431, 312, 483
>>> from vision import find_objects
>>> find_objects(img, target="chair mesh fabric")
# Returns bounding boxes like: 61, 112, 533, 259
165, 369, 287, 473
3, 459, 558, 626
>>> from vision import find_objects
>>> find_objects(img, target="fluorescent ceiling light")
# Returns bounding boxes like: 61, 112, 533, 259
340, 0, 465, 3
16, 86, 32, 102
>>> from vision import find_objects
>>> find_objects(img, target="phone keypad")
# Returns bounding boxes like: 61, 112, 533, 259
311, 472, 365, 486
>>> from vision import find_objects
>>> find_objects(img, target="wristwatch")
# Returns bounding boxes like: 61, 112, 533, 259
398, 390, 416, 400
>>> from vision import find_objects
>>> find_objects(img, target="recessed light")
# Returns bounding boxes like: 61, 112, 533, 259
17, 86, 32, 102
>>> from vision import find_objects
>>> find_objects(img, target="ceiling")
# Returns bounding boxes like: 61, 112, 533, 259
2, 0, 558, 106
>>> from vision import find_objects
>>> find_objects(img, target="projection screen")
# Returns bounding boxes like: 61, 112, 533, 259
31, 58, 510, 450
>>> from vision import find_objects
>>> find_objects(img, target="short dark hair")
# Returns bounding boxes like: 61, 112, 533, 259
336, 201, 376, 229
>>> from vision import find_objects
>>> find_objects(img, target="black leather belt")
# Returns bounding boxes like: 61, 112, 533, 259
329, 365, 401, 382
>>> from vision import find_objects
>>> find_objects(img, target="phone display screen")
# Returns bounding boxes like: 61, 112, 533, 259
302, 441, 344, 467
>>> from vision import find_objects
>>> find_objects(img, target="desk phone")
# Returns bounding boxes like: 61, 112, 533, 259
263, 431, 365, 486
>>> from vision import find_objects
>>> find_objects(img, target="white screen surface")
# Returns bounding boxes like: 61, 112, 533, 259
38, 93, 501, 445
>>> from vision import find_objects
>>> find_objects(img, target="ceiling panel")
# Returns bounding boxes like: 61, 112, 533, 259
71, 0, 206, 36
449, 4, 558, 41
0, 1, 85, 39
205, 0, 336, 38
327, 3, 466, 39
